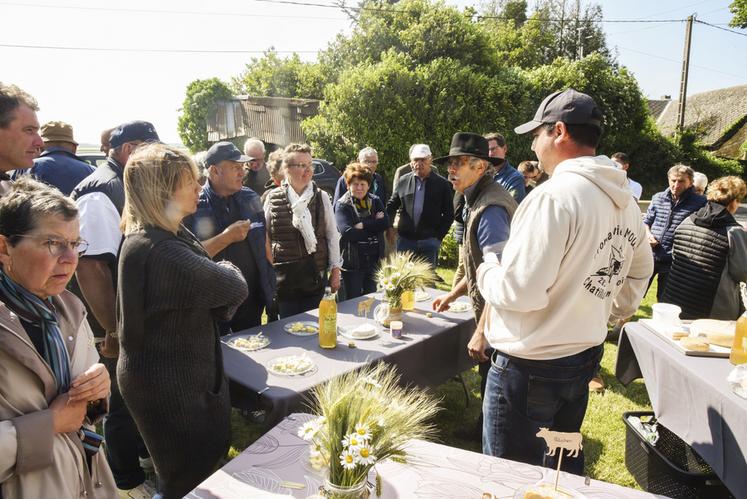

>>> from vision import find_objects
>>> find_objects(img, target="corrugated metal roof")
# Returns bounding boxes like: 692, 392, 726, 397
207, 96, 320, 146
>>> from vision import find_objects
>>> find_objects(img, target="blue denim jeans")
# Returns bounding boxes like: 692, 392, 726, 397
396, 237, 440, 267
482, 345, 603, 475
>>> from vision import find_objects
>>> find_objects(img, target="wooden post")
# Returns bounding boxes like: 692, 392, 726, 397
676, 15, 695, 134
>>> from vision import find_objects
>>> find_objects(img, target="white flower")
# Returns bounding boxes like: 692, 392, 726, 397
363, 377, 382, 389
298, 416, 325, 441
342, 433, 364, 450
298, 422, 317, 441
356, 445, 377, 466
376, 416, 386, 428
354, 423, 371, 440
339, 449, 358, 470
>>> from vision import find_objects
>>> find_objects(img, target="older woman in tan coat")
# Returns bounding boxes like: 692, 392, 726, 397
0, 178, 116, 498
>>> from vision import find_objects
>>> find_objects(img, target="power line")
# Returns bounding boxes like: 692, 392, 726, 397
616, 45, 747, 80
0, 0, 692, 23
633, 0, 716, 20
695, 19, 747, 38
0, 42, 318, 54
0, 0, 347, 20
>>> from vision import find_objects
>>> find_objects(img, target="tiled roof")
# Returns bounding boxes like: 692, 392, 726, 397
647, 99, 672, 121
656, 84, 747, 146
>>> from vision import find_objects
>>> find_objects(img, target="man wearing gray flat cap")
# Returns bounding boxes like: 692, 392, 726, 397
475, 89, 653, 474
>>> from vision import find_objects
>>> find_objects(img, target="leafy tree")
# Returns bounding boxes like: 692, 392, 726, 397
303, 51, 528, 182
730, 0, 747, 28
318, 0, 497, 82
231, 50, 327, 100
177, 78, 233, 153
482, 0, 611, 68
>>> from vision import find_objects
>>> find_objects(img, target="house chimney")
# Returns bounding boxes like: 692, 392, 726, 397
661, 95, 671, 100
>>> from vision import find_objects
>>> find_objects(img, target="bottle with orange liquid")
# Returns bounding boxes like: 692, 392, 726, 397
319, 287, 337, 349
731, 313, 747, 365
730, 283, 747, 365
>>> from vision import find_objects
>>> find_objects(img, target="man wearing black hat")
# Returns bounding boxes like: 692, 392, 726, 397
474, 89, 653, 474
185, 141, 275, 333
432, 132, 517, 437
71, 120, 160, 493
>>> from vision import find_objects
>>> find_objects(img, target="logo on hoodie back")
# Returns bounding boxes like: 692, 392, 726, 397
583, 224, 639, 299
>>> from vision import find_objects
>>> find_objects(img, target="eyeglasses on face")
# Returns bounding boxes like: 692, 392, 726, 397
447, 157, 470, 169
10, 234, 89, 257
286, 163, 313, 170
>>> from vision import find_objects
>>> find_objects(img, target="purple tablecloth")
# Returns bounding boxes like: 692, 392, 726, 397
223, 289, 476, 426
615, 321, 747, 498
188, 413, 663, 498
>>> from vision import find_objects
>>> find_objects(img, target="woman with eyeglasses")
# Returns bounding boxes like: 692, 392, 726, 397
264, 143, 342, 317
116, 143, 248, 498
0, 177, 117, 498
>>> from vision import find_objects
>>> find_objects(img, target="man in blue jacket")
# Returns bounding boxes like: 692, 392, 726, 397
185, 141, 275, 333
15, 121, 94, 195
643, 164, 706, 301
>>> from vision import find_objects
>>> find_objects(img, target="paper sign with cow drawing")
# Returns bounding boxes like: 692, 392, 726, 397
536, 428, 583, 458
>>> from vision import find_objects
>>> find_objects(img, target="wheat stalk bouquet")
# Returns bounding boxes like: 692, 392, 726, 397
374, 251, 436, 308
298, 363, 439, 489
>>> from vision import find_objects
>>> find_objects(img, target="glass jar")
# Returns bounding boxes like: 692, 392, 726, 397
322, 479, 369, 499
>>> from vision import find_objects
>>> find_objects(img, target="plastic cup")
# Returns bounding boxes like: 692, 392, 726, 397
652, 303, 681, 325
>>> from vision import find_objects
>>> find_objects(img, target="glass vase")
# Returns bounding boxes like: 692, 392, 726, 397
322, 479, 369, 498
384, 303, 403, 327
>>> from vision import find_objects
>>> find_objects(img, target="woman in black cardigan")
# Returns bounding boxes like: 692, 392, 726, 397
116, 144, 248, 498
334, 163, 389, 299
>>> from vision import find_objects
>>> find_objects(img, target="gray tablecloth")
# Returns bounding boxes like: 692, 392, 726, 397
223, 289, 476, 426
615, 321, 747, 499
188, 413, 661, 498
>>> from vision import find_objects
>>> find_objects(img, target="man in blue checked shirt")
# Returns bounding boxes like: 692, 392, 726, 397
485, 132, 526, 203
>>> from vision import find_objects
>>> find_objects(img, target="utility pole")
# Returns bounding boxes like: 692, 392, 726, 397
676, 15, 694, 133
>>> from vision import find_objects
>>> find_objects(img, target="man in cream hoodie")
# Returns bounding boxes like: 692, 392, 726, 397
475, 89, 653, 474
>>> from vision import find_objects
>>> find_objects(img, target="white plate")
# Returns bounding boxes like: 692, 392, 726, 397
227, 334, 270, 352
284, 321, 319, 336
449, 301, 472, 313
267, 355, 316, 376
414, 290, 431, 302
340, 325, 379, 340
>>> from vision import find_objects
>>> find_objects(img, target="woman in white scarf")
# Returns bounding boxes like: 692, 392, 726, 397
264, 144, 342, 318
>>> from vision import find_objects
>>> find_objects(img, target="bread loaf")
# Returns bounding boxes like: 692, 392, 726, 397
690, 319, 735, 348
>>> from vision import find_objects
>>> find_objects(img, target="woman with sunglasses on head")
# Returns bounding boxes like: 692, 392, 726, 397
0, 177, 116, 498
116, 143, 248, 498
264, 143, 342, 317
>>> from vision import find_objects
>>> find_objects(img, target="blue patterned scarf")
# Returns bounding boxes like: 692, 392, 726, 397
0, 268, 71, 394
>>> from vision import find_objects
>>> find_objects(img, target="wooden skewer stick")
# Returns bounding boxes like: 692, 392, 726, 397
554, 448, 564, 491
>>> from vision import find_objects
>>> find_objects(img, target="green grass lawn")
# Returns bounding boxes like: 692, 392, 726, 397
228, 270, 659, 489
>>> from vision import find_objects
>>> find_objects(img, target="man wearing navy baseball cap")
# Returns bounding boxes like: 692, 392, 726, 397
185, 141, 275, 334
474, 89, 653, 474
70, 119, 160, 493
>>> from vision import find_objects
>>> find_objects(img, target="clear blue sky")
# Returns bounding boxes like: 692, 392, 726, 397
1, 0, 744, 144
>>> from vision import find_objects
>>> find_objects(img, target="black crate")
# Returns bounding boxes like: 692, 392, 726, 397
623, 411, 734, 498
